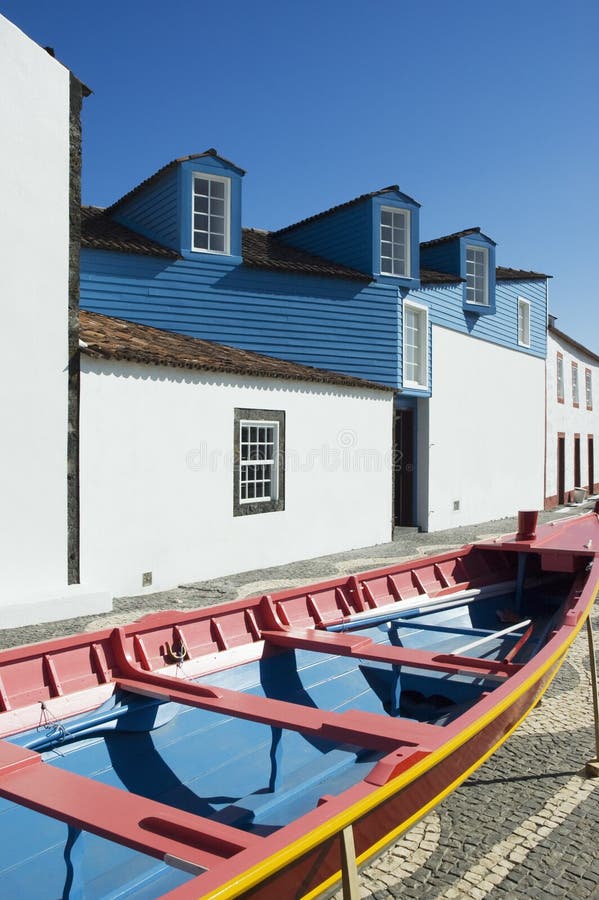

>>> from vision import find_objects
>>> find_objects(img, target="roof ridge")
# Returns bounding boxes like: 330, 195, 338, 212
275, 185, 418, 236
106, 150, 245, 214
420, 227, 482, 248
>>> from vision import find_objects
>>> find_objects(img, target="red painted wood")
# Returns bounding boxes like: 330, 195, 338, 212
116, 675, 437, 753
260, 628, 519, 679
0, 741, 259, 869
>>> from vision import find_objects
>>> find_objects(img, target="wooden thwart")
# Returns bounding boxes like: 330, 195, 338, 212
116, 675, 441, 752
260, 627, 520, 679
0, 739, 257, 871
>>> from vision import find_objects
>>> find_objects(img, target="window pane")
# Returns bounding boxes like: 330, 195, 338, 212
211, 197, 225, 217
381, 210, 392, 226
193, 232, 208, 250
194, 213, 209, 232
194, 178, 209, 196
194, 195, 209, 213
211, 180, 225, 198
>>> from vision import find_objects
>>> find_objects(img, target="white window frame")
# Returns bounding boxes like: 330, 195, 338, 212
402, 300, 428, 390
238, 419, 279, 505
556, 352, 564, 403
517, 297, 531, 347
465, 245, 489, 306
572, 362, 580, 407
380, 207, 410, 278
191, 172, 230, 255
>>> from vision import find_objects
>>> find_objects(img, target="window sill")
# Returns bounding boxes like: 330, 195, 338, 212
463, 300, 495, 316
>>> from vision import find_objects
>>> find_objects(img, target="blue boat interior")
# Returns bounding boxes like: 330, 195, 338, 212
0, 579, 570, 898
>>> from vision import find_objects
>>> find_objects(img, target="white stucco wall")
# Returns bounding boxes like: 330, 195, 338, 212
423, 326, 545, 531
79, 359, 394, 597
546, 329, 599, 504
0, 17, 73, 615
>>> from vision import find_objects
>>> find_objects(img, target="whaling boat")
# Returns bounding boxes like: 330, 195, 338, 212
0, 510, 597, 899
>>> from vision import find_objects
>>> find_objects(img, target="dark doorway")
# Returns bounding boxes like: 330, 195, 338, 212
394, 409, 415, 526
589, 436, 595, 494
574, 435, 581, 487
557, 435, 565, 505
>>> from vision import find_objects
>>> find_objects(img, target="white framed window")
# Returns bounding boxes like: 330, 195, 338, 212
192, 173, 230, 254
517, 297, 531, 347
572, 362, 580, 407
403, 300, 428, 389
586, 368, 593, 410
556, 352, 564, 403
233, 409, 285, 516
465, 245, 489, 305
380, 207, 410, 277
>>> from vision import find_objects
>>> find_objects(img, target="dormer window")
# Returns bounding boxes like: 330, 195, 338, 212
380, 207, 410, 277
192, 173, 230, 254
466, 245, 488, 305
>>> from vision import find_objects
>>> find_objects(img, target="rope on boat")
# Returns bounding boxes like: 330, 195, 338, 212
37, 701, 66, 744
165, 640, 188, 676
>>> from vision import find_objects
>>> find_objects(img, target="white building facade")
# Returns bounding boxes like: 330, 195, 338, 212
0, 16, 109, 626
79, 313, 394, 598
545, 319, 599, 507
418, 326, 546, 532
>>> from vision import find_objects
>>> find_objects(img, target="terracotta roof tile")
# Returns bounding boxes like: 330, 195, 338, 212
80, 310, 393, 392
420, 268, 464, 285
241, 228, 370, 282
81, 207, 370, 282
81, 207, 179, 259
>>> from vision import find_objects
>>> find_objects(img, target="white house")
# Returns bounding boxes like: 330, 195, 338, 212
420, 324, 546, 532
78, 312, 394, 597
545, 317, 598, 507
0, 15, 109, 627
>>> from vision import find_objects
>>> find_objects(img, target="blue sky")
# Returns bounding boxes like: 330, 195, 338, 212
3, 0, 598, 350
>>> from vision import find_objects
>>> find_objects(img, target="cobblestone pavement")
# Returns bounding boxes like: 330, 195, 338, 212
1, 507, 598, 898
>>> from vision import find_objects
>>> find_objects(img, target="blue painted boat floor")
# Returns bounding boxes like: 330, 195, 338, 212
0, 587, 561, 897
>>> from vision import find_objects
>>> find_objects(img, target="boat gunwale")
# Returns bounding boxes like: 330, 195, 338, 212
0, 512, 597, 900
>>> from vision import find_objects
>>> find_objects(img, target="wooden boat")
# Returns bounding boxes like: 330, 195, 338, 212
0, 510, 597, 899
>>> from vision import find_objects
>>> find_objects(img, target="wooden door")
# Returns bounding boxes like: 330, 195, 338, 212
394, 409, 415, 526
557, 435, 565, 505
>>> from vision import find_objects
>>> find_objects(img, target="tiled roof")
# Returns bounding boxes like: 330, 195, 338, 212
81, 207, 180, 259
241, 229, 370, 282
81, 208, 370, 282
275, 186, 420, 236
420, 227, 497, 248
81, 208, 546, 287
79, 311, 393, 392
548, 323, 599, 364
106, 150, 245, 213
495, 266, 550, 281
420, 268, 464, 285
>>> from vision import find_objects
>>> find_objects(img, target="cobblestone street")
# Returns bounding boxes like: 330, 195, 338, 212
1, 509, 597, 898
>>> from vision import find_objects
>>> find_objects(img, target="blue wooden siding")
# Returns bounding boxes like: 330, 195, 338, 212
409, 277, 547, 358
420, 240, 461, 275
80, 249, 401, 386
112, 168, 179, 251
278, 200, 374, 275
